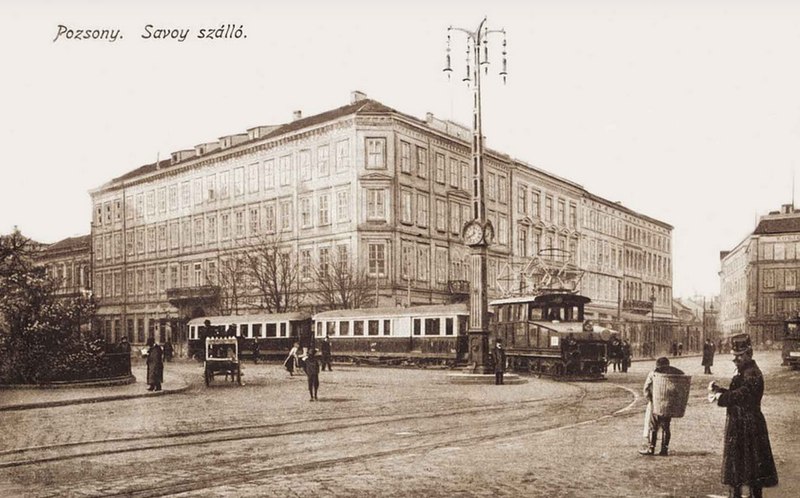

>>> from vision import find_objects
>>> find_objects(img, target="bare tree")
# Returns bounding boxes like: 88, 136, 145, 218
240, 234, 303, 313
218, 252, 248, 315
314, 248, 375, 310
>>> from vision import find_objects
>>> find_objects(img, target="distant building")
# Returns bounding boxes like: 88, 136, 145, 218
36, 234, 92, 300
720, 203, 800, 346
88, 91, 673, 351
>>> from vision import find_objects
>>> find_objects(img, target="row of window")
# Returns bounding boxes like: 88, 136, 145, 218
625, 249, 671, 279
518, 186, 576, 228
94, 139, 352, 227
762, 268, 800, 290
760, 241, 800, 261
95, 192, 354, 263
95, 260, 213, 299
518, 227, 577, 259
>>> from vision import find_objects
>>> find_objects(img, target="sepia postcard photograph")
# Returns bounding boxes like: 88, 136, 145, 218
1, 1, 799, 496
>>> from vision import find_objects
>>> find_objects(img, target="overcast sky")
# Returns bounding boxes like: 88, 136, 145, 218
3, 0, 800, 298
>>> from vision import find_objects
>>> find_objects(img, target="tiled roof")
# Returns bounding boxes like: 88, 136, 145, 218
109, 99, 397, 185
753, 216, 800, 235
42, 234, 91, 253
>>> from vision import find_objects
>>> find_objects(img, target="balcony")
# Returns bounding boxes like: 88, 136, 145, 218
623, 299, 654, 315
166, 285, 220, 307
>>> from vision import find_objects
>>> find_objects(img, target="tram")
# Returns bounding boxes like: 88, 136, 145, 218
782, 315, 800, 369
187, 312, 313, 361
491, 292, 611, 380
312, 304, 469, 366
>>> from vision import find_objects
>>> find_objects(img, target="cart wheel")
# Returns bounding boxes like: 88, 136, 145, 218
236, 364, 242, 385
204, 368, 211, 386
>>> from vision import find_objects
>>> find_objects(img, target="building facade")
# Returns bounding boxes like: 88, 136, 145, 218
37, 235, 92, 300
89, 91, 673, 351
720, 203, 800, 346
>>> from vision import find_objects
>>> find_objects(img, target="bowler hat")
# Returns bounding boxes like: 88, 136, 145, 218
730, 333, 752, 355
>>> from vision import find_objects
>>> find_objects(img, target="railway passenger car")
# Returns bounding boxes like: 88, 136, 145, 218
187, 313, 313, 361
490, 293, 612, 380
312, 304, 469, 366
782, 315, 800, 369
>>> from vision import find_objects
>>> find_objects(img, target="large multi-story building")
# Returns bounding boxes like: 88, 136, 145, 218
89, 91, 673, 350
720, 203, 800, 345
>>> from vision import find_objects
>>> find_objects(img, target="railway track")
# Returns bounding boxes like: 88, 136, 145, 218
1, 382, 636, 498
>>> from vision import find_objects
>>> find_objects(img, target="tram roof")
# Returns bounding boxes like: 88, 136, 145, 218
489, 293, 591, 306
187, 312, 312, 326
314, 303, 468, 320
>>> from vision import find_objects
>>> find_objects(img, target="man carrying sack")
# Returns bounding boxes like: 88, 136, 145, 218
640, 357, 686, 456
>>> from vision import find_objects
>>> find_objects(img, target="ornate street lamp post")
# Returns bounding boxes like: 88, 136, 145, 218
445, 17, 507, 373
650, 287, 657, 357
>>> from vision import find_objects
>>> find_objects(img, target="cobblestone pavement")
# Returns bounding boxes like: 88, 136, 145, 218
0, 352, 797, 497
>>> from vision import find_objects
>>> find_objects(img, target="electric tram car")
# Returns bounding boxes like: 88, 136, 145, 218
185, 295, 612, 379
187, 312, 313, 361
312, 304, 470, 366
782, 315, 800, 369
491, 293, 612, 380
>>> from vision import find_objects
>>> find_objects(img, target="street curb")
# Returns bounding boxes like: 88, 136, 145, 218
0, 382, 190, 412
0, 375, 136, 389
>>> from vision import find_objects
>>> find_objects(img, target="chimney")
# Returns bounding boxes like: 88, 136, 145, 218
351, 90, 367, 104
293, 110, 302, 121
781, 203, 793, 214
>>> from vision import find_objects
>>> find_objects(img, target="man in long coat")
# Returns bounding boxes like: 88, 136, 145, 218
702, 339, 715, 374
709, 334, 778, 498
492, 339, 506, 385
145, 337, 164, 392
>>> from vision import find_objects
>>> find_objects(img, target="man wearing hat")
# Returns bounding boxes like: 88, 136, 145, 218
709, 334, 778, 498
303, 348, 321, 401
639, 357, 683, 456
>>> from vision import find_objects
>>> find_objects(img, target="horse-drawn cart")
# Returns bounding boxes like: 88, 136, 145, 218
204, 337, 242, 386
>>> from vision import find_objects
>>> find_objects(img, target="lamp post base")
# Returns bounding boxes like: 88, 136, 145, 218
466, 330, 490, 374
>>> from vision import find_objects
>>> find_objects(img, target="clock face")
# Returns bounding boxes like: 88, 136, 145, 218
464, 222, 483, 245
483, 222, 494, 245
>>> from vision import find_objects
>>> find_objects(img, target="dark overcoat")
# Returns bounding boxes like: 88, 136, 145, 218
492, 346, 506, 373
716, 359, 778, 488
146, 344, 164, 385
702, 343, 715, 367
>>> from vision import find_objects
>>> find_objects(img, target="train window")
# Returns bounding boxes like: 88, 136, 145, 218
266, 323, 277, 337
316, 322, 323, 337
383, 319, 391, 336
413, 319, 421, 335
280, 323, 287, 337
368, 320, 379, 336
354, 321, 364, 336
327, 321, 336, 336
425, 318, 440, 335
550, 335, 560, 347
189, 325, 195, 340
340, 321, 350, 336
240, 324, 249, 338
445, 318, 454, 335
252, 324, 262, 338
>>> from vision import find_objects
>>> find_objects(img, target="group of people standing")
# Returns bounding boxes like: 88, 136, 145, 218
640, 334, 778, 498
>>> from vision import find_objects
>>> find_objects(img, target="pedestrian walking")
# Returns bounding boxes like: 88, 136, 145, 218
252, 340, 260, 365
284, 341, 300, 376
304, 348, 320, 400
145, 337, 164, 392
320, 334, 333, 371
639, 357, 684, 456
163, 339, 174, 362
708, 334, 778, 498
621, 339, 631, 373
610, 335, 622, 372
493, 339, 506, 385
702, 338, 715, 375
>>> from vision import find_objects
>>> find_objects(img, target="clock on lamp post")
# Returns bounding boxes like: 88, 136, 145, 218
463, 219, 494, 246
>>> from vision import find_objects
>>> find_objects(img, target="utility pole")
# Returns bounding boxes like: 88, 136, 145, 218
445, 17, 507, 373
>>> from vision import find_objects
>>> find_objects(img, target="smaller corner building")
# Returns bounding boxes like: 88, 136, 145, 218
720, 203, 800, 347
